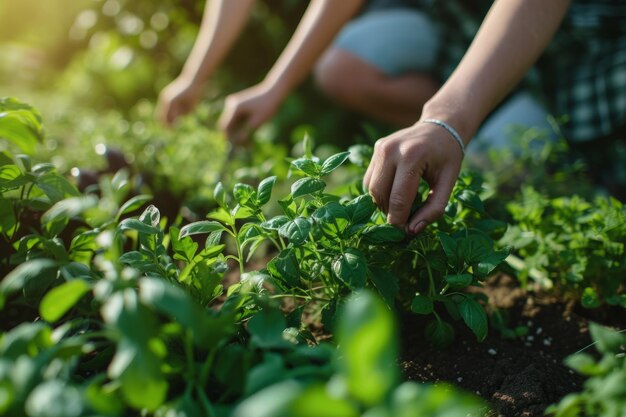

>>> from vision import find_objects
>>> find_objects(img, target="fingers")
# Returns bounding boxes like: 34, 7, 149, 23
364, 139, 396, 213
387, 160, 422, 228
407, 166, 459, 234
218, 99, 250, 145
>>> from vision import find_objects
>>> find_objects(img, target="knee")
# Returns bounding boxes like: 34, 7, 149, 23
314, 49, 363, 105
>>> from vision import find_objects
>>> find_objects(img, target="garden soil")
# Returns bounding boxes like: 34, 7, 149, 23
398, 274, 626, 417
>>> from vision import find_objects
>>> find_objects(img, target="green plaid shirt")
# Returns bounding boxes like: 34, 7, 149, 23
433, 0, 626, 143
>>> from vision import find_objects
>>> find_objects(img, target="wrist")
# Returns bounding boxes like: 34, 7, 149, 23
421, 98, 480, 147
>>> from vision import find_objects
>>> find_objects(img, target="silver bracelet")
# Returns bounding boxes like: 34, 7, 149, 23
422, 118, 465, 155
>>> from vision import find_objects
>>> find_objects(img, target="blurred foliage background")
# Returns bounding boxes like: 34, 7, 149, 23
0, 0, 385, 216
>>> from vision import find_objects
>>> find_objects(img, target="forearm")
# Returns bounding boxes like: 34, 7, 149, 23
180, 0, 256, 86
423, 0, 571, 143
262, 0, 364, 99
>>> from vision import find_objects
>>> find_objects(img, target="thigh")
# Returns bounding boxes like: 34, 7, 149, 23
332, 9, 440, 76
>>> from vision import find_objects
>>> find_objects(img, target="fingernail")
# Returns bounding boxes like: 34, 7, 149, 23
411, 221, 427, 235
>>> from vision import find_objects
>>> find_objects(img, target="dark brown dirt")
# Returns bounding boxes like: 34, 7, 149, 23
398, 274, 625, 417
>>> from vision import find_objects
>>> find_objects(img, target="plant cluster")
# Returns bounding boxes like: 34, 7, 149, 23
501, 186, 626, 309
546, 323, 626, 417
1, 98, 490, 416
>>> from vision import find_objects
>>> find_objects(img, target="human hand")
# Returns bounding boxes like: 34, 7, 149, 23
363, 121, 464, 235
156, 77, 204, 127
218, 83, 283, 145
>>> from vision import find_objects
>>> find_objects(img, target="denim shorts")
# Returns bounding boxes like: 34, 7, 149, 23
333, 8, 440, 76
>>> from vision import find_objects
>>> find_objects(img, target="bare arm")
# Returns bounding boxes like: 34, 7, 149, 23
423, 0, 572, 142
219, 0, 364, 142
157, 0, 255, 125
364, 0, 572, 233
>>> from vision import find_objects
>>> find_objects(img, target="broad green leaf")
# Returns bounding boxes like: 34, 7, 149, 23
25, 380, 83, 417
214, 182, 227, 209
445, 273, 473, 289
0, 164, 32, 190
455, 189, 485, 214
40, 279, 91, 323
261, 215, 290, 231
0, 98, 44, 155
278, 217, 311, 246
346, 194, 376, 224
233, 183, 256, 206
337, 290, 397, 407
257, 176, 277, 205
589, 322, 626, 354
0, 197, 16, 235
179, 220, 224, 238
368, 267, 399, 307
248, 308, 289, 349
233, 381, 301, 417
290, 384, 359, 417
424, 319, 455, 348
116, 194, 152, 220
291, 177, 325, 199
291, 158, 320, 176
459, 297, 487, 341
320, 151, 350, 175
475, 250, 509, 277
118, 218, 160, 235
362, 224, 406, 243
438, 232, 459, 265
564, 353, 601, 376
139, 205, 160, 227
411, 294, 433, 314
0, 259, 57, 309
207, 208, 233, 225
41, 196, 98, 224
267, 249, 300, 287
35, 173, 81, 203
333, 248, 367, 288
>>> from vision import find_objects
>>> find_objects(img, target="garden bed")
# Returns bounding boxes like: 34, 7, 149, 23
399, 274, 625, 417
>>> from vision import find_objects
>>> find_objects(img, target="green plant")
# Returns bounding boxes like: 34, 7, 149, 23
501, 186, 626, 308
546, 323, 626, 417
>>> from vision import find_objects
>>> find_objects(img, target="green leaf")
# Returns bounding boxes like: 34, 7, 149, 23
346, 194, 376, 224
411, 294, 433, 314
445, 274, 473, 289
214, 182, 227, 209
320, 151, 351, 175
41, 196, 98, 225
336, 290, 397, 406
118, 218, 160, 235
25, 380, 83, 417
475, 250, 509, 277
290, 384, 359, 417
116, 194, 152, 220
40, 279, 91, 323
589, 322, 626, 354
179, 221, 225, 238
581, 287, 601, 309
424, 320, 455, 348
267, 249, 300, 287
438, 232, 459, 265
333, 248, 367, 288
261, 215, 290, 231
291, 177, 325, 199
0, 98, 44, 155
0, 197, 16, 236
247, 308, 289, 349
35, 173, 81, 203
257, 176, 277, 206
0, 164, 32, 190
291, 158, 320, 176
139, 204, 160, 227
564, 353, 601, 376
459, 297, 488, 341
0, 259, 57, 310
455, 189, 485, 214
368, 267, 398, 307
278, 217, 311, 246
362, 224, 406, 243
233, 183, 256, 206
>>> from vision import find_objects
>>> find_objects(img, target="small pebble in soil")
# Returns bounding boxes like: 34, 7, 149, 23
536, 327, 543, 335
527, 335, 535, 342
488, 348, 497, 355
457, 377, 463, 383
527, 320, 534, 327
